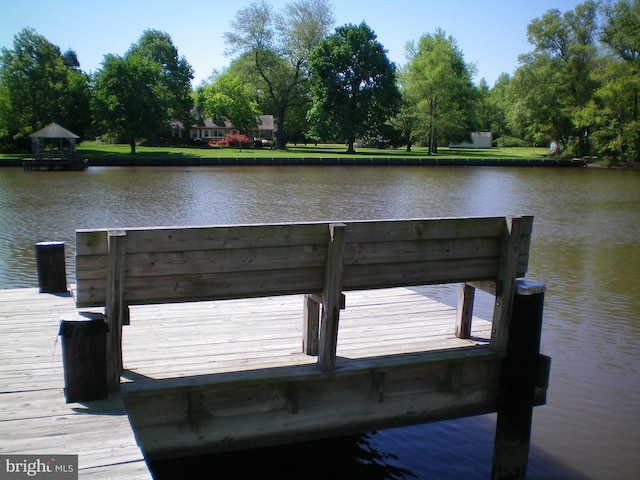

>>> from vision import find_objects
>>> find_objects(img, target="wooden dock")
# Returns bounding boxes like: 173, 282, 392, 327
0, 288, 152, 479
1, 282, 549, 479
1, 285, 499, 473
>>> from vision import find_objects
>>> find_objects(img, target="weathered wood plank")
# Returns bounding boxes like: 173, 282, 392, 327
75, 217, 533, 314
342, 257, 501, 290
318, 223, 346, 371
0, 288, 152, 479
491, 216, 525, 352
105, 230, 126, 392
456, 282, 475, 338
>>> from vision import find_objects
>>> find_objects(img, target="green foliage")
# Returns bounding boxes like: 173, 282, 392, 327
197, 72, 260, 135
224, 0, 334, 148
92, 30, 194, 154
308, 22, 401, 153
402, 29, 477, 154
92, 54, 168, 154
127, 30, 194, 127
493, 136, 530, 148
0, 28, 91, 150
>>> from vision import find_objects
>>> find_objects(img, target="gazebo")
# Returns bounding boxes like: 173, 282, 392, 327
24, 123, 86, 170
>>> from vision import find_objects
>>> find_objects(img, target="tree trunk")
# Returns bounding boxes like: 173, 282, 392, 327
346, 138, 356, 154
129, 136, 136, 155
275, 106, 286, 149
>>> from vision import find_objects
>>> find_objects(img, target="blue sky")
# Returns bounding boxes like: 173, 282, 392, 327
1, 0, 586, 87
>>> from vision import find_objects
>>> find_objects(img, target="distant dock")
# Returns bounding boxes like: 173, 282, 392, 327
22, 157, 88, 171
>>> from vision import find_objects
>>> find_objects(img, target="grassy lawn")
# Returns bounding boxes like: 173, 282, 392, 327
1, 141, 551, 161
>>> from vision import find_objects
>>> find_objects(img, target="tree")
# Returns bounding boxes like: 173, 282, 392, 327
127, 30, 194, 128
0, 28, 91, 150
392, 70, 421, 152
403, 30, 477, 154
92, 54, 167, 154
307, 22, 401, 153
600, 0, 640, 161
224, 0, 334, 149
92, 31, 193, 153
487, 73, 515, 148
197, 71, 261, 136
510, 2, 600, 155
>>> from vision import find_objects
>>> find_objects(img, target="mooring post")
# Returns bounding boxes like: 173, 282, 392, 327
35, 241, 67, 293
491, 279, 546, 480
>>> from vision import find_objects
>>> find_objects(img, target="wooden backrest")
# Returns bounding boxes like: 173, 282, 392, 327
74, 216, 533, 309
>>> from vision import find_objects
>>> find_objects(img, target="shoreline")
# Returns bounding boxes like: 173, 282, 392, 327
1, 156, 591, 168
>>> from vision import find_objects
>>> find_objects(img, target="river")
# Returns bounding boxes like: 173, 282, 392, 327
0, 165, 638, 479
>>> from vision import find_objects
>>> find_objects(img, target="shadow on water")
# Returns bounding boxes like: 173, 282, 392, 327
148, 416, 589, 480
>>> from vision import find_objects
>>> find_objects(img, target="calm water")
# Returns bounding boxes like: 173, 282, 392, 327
1, 165, 639, 479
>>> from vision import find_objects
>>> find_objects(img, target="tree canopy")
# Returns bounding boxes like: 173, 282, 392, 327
224, 0, 334, 149
0, 28, 91, 150
308, 22, 401, 153
402, 29, 477, 154
197, 70, 261, 136
92, 30, 193, 154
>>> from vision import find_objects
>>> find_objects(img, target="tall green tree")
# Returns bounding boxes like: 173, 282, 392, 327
92, 54, 167, 154
197, 71, 261, 136
127, 30, 194, 128
510, 1, 600, 155
487, 73, 515, 147
224, 0, 334, 149
403, 29, 477, 154
0, 28, 91, 150
600, 0, 640, 161
393, 70, 421, 152
308, 22, 400, 153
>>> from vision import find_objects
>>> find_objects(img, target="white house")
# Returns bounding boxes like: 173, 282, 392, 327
170, 115, 274, 143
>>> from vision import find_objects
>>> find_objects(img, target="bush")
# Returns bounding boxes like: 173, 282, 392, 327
493, 136, 529, 148
225, 133, 250, 148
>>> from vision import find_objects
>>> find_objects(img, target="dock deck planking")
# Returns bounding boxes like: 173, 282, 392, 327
1, 285, 492, 474
0, 288, 152, 479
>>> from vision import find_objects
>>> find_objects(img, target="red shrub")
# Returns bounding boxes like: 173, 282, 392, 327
225, 133, 250, 147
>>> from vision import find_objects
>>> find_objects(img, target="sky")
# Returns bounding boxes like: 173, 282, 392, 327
1, 0, 587, 88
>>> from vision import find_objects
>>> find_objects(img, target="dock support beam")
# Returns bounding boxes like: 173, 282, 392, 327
318, 223, 346, 371
491, 279, 546, 480
105, 230, 126, 393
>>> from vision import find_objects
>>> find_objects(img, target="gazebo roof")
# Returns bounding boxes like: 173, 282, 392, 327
29, 123, 79, 139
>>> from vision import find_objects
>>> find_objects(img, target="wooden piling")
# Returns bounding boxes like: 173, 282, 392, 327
491, 279, 546, 480
35, 241, 67, 293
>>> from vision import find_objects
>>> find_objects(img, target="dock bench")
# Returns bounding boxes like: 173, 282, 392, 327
73, 215, 548, 471
74, 215, 533, 388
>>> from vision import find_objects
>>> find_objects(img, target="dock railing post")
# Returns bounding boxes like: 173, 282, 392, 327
491, 279, 546, 480
105, 230, 126, 393
318, 223, 346, 371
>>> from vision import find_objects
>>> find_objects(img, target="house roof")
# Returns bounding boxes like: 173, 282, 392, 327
257, 115, 274, 130
29, 123, 79, 139
174, 115, 274, 131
